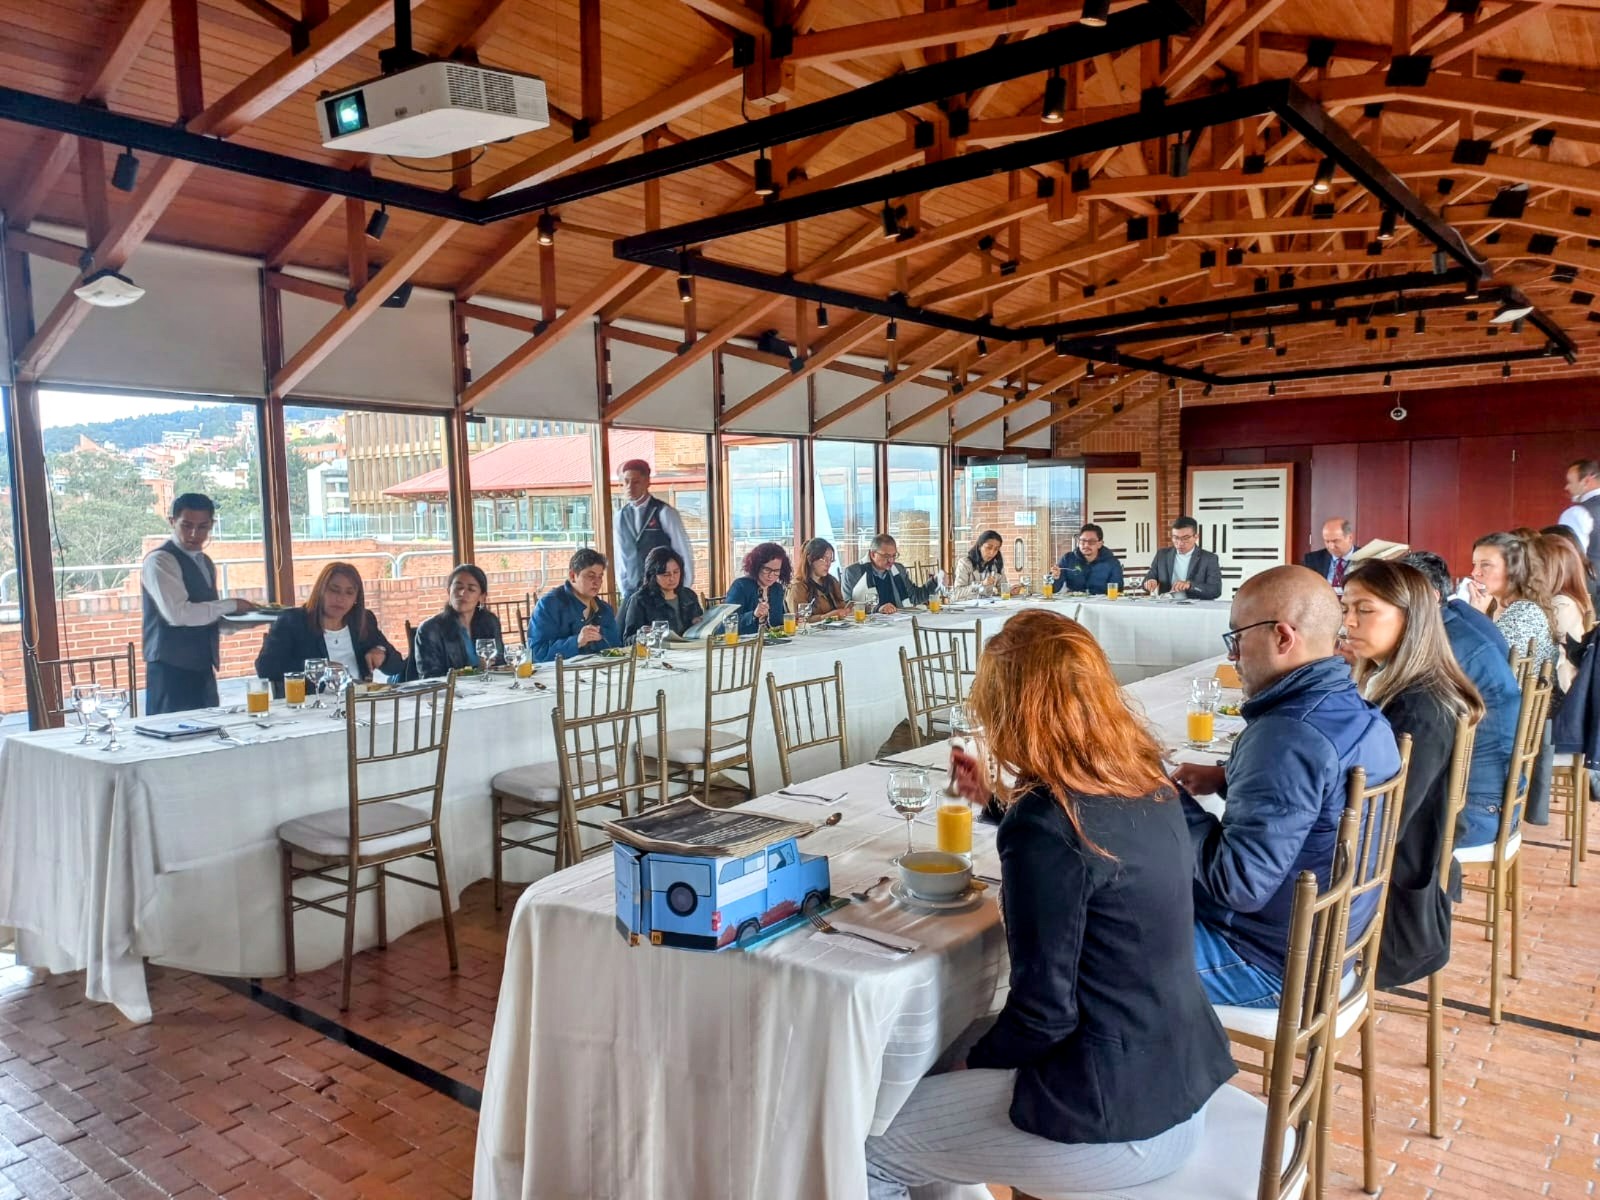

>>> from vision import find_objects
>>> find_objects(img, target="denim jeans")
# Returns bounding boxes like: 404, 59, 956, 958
1192, 921, 1281, 1008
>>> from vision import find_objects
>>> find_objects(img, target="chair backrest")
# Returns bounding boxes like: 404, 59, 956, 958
700, 635, 764, 756
554, 652, 638, 720
29, 643, 140, 725
1495, 658, 1555, 848
345, 677, 456, 846
1339, 734, 1414, 996
898, 645, 963, 747
1259, 804, 1361, 1200
910, 616, 983, 698
766, 662, 848, 786
1436, 713, 1478, 877
1508, 637, 1535, 687
485, 593, 532, 647
553, 687, 671, 819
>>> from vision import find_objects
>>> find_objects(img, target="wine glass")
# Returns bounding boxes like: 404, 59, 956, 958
944, 704, 986, 798
650, 620, 671, 662
323, 663, 350, 718
98, 688, 129, 752
303, 658, 329, 708
1019, 573, 1032, 597
72, 683, 102, 745
475, 638, 500, 671
796, 600, 815, 635
505, 643, 528, 688
887, 767, 934, 858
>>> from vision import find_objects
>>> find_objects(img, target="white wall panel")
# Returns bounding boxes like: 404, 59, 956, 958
465, 302, 600, 422
1188, 465, 1293, 599
720, 354, 807, 434
1086, 469, 1157, 579
281, 284, 454, 408
1008, 399, 1055, 450
888, 382, 951, 444
30, 236, 265, 398
813, 367, 885, 439
606, 336, 713, 431
952, 392, 1003, 450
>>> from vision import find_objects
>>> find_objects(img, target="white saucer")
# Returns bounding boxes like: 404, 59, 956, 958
890, 881, 985, 912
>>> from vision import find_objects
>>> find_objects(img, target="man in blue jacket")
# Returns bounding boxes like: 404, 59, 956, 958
528, 548, 620, 663
1050, 523, 1124, 595
1173, 565, 1401, 1008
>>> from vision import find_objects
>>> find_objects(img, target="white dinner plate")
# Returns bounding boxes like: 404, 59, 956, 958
890, 881, 986, 912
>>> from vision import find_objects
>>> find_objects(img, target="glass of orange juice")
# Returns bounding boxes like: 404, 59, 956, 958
928, 595, 942, 613
1042, 580, 1054, 599
246, 678, 271, 721
936, 802, 973, 856
853, 603, 867, 624
283, 671, 306, 709
1187, 677, 1218, 747
1106, 583, 1121, 600
723, 624, 740, 646
783, 614, 797, 635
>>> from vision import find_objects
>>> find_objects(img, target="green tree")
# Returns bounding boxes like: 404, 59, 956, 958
46, 450, 165, 591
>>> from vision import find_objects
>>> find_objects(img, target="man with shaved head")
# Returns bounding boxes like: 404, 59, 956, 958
1304, 517, 1360, 590
1173, 565, 1401, 1008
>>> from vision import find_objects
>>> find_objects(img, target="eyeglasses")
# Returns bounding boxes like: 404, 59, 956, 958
759, 564, 783, 577
1221, 619, 1282, 657
1077, 538, 1101, 548
873, 550, 899, 562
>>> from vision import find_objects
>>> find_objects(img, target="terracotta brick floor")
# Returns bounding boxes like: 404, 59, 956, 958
3, 838, 1599, 1198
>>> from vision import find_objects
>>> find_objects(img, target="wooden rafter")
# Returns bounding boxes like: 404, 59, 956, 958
606, 294, 786, 420
677, 0, 766, 37
789, 0, 1096, 65
886, 343, 1057, 437
719, 313, 886, 425
265, 193, 344, 269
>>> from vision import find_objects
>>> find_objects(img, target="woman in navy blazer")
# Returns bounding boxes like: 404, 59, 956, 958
865, 610, 1233, 1198
254, 562, 404, 696
722, 541, 790, 634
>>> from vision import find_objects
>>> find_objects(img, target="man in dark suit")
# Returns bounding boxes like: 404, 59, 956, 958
1141, 516, 1223, 600
1303, 516, 1360, 589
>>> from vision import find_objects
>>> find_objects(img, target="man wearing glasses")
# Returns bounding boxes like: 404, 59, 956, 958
841, 534, 936, 614
1049, 523, 1124, 595
1171, 565, 1401, 1008
1141, 516, 1223, 600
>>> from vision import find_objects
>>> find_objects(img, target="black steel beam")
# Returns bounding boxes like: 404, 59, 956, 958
477, 0, 1206, 217
1219, 346, 1561, 385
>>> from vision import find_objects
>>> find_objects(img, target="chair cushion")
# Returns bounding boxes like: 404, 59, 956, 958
1454, 831, 1521, 865
639, 728, 744, 766
492, 761, 562, 808
1046, 1084, 1301, 1200
278, 801, 433, 859
1216, 981, 1367, 1043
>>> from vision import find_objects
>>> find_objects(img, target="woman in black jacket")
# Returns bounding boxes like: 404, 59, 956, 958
618, 547, 703, 640
412, 564, 506, 678
1343, 561, 1485, 988
254, 562, 405, 695
865, 610, 1232, 1198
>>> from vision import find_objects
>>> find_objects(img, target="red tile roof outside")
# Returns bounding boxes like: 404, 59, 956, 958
384, 430, 706, 499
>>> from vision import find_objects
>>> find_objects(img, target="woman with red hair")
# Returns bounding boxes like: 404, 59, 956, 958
865, 610, 1231, 1198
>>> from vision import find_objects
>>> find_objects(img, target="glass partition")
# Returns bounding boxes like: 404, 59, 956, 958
953, 459, 1084, 589
607, 429, 711, 592
886, 444, 943, 577
812, 440, 877, 567
722, 435, 798, 582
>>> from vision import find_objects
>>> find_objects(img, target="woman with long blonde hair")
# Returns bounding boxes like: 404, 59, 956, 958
865, 610, 1232, 1199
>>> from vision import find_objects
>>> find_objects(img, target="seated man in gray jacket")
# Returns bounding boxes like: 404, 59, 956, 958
1142, 516, 1223, 600
841, 534, 936, 614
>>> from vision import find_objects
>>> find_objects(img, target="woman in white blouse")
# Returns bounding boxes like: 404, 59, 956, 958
952, 530, 1021, 600
254, 562, 404, 695
1539, 531, 1597, 693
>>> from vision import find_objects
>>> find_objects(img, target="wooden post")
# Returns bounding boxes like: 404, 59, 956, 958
447, 300, 476, 567
257, 271, 297, 603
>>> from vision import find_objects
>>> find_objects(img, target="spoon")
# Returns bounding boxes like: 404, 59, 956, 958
851, 875, 892, 902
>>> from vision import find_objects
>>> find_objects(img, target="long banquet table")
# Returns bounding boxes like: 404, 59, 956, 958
473, 655, 1236, 1200
0, 595, 1230, 1023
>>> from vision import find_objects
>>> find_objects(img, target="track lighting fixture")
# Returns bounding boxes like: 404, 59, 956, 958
881, 202, 900, 239
1414, 314, 1426, 334
1502, 360, 1512, 378
1265, 327, 1276, 349
1055, 337, 1070, 357
1463, 277, 1482, 301
1080, 0, 1110, 26
1491, 299, 1534, 324
976, 337, 989, 358
1203, 383, 1214, 397
1311, 157, 1335, 194
816, 305, 829, 329
1085, 360, 1096, 377
886, 319, 898, 343
365, 204, 389, 240
111, 148, 140, 193
1377, 209, 1396, 241
1041, 71, 1066, 124
753, 151, 777, 197
677, 274, 693, 303
536, 211, 556, 246
1268, 382, 1277, 396
1383, 372, 1392, 387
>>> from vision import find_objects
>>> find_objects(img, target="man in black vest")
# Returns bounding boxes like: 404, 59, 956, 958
140, 493, 256, 714
1559, 457, 1600, 580
612, 459, 694, 597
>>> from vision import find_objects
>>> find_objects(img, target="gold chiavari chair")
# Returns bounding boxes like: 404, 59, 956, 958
1374, 713, 1477, 1139
28, 643, 140, 725
277, 676, 458, 1011
491, 654, 638, 906
552, 689, 670, 866
898, 645, 964, 748
484, 592, 533, 648
1454, 658, 1553, 1023
910, 616, 984, 700
766, 662, 848, 787
641, 636, 764, 805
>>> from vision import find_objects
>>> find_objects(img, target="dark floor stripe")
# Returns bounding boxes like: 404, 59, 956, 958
1522, 838, 1571, 852
1386, 985, 1600, 1043
208, 976, 482, 1111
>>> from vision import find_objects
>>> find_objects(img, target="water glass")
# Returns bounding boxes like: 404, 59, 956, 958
887, 767, 934, 857
476, 638, 500, 670
303, 658, 329, 708
635, 629, 653, 660
98, 688, 129, 752
944, 704, 986, 799
650, 620, 671, 662
72, 683, 102, 745
506, 643, 529, 687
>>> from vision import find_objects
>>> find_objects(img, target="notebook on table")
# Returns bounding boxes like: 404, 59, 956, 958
133, 717, 223, 740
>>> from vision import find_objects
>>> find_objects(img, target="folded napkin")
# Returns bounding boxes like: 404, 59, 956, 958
810, 917, 922, 960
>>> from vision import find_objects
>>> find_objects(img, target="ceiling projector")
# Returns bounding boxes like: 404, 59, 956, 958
317, 61, 549, 157
73, 269, 145, 308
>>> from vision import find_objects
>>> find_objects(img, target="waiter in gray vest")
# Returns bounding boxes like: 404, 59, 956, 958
1560, 457, 1600, 579
140, 493, 257, 714
612, 459, 694, 597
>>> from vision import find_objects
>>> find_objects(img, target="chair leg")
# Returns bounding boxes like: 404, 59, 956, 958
1489, 867, 1505, 1025
376, 866, 388, 950
433, 842, 459, 973
1359, 1015, 1379, 1195
1508, 856, 1522, 981
492, 794, 505, 911
280, 846, 297, 980
339, 861, 359, 1012
1427, 971, 1443, 1139
1313, 1032, 1335, 1200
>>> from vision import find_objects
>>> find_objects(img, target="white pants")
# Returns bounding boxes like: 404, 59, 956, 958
864, 1068, 1205, 1200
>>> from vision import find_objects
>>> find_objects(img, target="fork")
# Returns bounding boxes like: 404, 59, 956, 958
807, 913, 913, 954
215, 726, 250, 745
778, 787, 846, 802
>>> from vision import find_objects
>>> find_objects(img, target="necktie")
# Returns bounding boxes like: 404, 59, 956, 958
1331, 557, 1346, 589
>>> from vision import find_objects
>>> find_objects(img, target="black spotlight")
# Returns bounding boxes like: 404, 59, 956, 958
1080, 0, 1110, 26
111, 148, 140, 193
1055, 337, 1070, 357
677, 274, 692, 304
536, 211, 556, 245
976, 337, 989, 358
816, 305, 829, 329
1311, 157, 1335, 194
1085, 360, 1096, 377
1268, 382, 1277, 396
1414, 314, 1427, 334
886, 319, 897, 343
1502, 360, 1512, 378
1383, 372, 1393, 387
365, 204, 389, 240
1041, 71, 1066, 124
1377, 209, 1396, 241
753, 152, 778, 197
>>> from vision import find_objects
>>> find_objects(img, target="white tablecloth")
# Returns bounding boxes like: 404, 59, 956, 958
473, 655, 1234, 1200
0, 598, 1230, 1024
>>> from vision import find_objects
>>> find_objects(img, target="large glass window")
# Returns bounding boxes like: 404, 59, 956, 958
812, 440, 877, 566
26, 389, 268, 714
607, 429, 711, 591
953, 460, 1084, 588
722, 436, 797, 581
290, 405, 453, 646
886, 445, 943, 576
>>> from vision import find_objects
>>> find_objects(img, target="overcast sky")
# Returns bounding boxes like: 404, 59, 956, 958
37, 390, 230, 429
